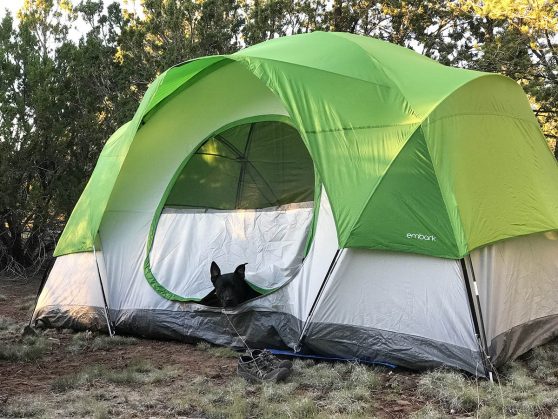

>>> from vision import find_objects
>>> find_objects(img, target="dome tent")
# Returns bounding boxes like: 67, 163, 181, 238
33, 32, 558, 376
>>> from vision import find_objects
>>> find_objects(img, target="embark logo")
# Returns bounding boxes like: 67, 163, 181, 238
406, 232, 437, 242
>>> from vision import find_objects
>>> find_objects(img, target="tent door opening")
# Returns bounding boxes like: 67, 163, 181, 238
145, 120, 316, 304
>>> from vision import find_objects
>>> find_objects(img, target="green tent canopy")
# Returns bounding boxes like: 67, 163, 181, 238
54, 31, 558, 260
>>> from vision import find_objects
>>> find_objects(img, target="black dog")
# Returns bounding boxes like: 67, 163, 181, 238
209, 261, 260, 308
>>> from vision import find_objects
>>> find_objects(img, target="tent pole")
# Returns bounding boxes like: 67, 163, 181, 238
460, 257, 492, 380
295, 248, 342, 352
234, 123, 255, 208
93, 242, 115, 337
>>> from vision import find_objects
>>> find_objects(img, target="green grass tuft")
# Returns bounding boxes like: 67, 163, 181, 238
0, 315, 18, 332
66, 332, 138, 353
90, 334, 138, 350
417, 369, 480, 413
0, 335, 51, 362
171, 359, 381, 418
418, 357, 558, 417
0, 400, 44, 418
51, 359, 178, 392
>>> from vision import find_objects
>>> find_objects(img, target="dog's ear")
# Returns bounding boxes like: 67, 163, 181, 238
210, 261, 221, 284
234, 263, 247, 280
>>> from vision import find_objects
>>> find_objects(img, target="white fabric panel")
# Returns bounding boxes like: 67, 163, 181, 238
471, 231, 558, 342
150, 203, 313, 299
310, 249, 478, 351
99, 211, 154, 310
241, 189, 339, 321
35, 252, 105, 311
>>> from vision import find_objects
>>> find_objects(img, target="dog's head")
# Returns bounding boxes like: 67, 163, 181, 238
210, 261, 248, 308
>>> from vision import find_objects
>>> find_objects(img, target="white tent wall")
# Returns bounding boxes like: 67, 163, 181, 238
302, 248, 485, 374
32, 60, 339, 349
33, 245, 109, 331
470, 231, 558, 366
32, 186, 338, 350
97, 187, 338, 349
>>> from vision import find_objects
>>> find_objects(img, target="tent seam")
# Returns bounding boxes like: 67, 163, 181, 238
419, 125, 466, 258
343, 124, 421, 246
232, 55, 393, 89
303, 121, 419, 134
426, 111, 543, 126
328, 32, 422, 120
418, 72, 531, 258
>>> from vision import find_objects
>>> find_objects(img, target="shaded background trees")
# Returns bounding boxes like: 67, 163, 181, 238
1, 0, 556, 275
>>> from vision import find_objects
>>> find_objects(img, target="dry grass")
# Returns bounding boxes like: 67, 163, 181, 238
66, 331, 138, 353
0, 315, 18, 332
0, 335, 53, 362
17, 295, 36, 313
3, 294, 558, 419
170, 359, 383, 418
417, 355, 558, 417
3, 337, 558, 418
0, 400, 45, 418
51, 359, 179, 392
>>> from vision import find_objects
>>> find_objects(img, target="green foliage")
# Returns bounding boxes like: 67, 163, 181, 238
0, 0, 556, 274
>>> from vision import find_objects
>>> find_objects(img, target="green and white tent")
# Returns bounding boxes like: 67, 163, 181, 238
34, 32, 558, 375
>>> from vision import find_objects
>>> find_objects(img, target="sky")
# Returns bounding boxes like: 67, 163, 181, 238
0, 0, 25, 18
0, 0, 143, 19
0, 0, 143, 44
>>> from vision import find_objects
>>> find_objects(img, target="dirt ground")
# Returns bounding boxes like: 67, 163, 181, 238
0, 276, 426, 418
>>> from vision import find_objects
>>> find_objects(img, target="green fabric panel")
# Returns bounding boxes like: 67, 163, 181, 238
218, 123, 251, 155
144, 56, 227, 116
166, 121, 314, 209
346, 128, 459, 258
241, 122, 314, 207
166, 137, 242, 209
55, 32, 558, 261
234, 56, 421, 246
424, 76, 558, 254
330, 32, 484, 117
233, 31, 396, 89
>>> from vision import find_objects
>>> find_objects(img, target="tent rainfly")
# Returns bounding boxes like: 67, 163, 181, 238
34, 32, 558, 376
